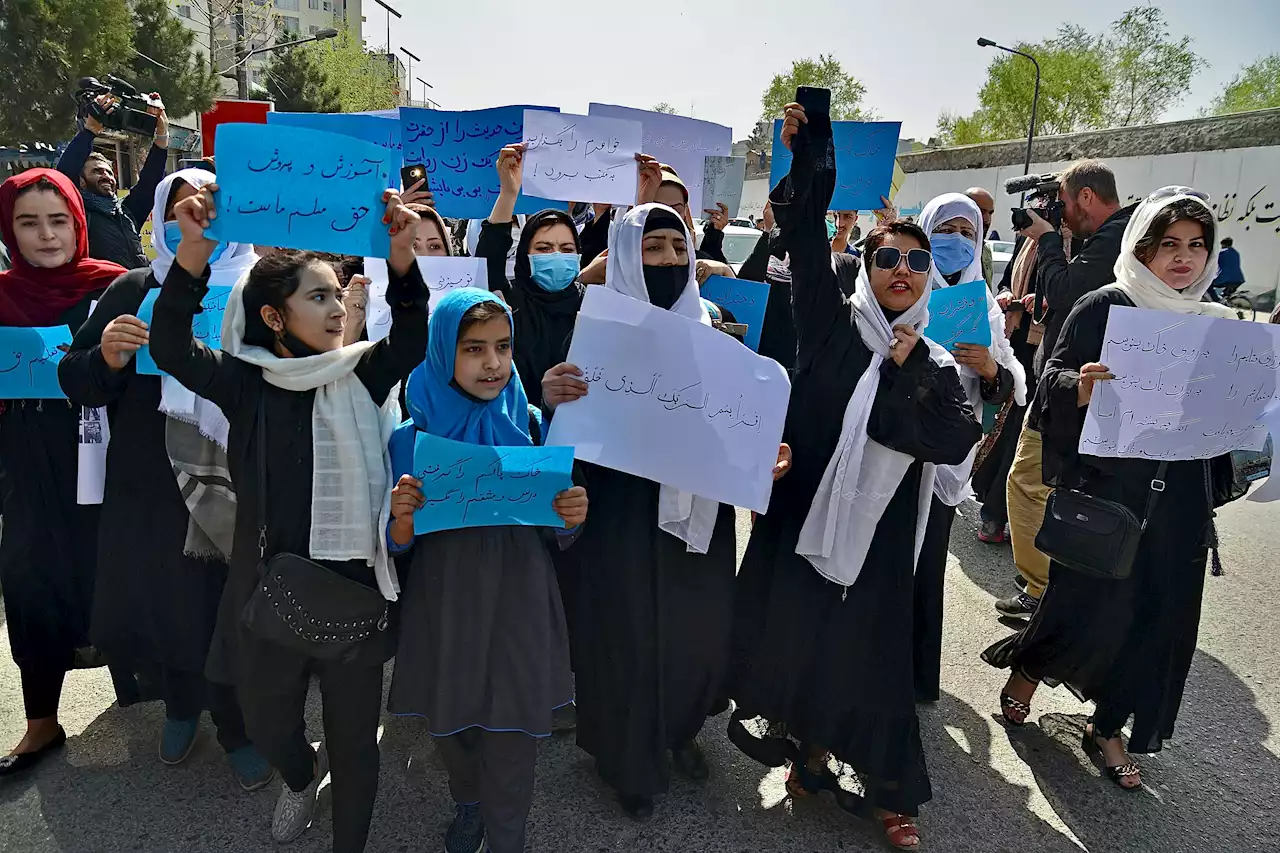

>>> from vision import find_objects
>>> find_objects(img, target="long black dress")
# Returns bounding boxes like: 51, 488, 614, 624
725, 137, 981, 817
982, 289, 1246, 752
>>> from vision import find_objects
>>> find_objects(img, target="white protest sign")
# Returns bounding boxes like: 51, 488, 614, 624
364, 256, 488, 341
588, 104, 733, 214
1246, 403, 1280, 502
1080, 306, 1279, 460
546, 287, 790, 512
521, 110, 641, 206
702, 155, 746, 217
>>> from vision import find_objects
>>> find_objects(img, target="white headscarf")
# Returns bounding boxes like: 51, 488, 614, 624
918, 193, 1027, 506
221, 273, 402, 601
1103, 187, 1236, 319
151, 169, 258, 447
796, 256, 955, 588
605, 202, 720, 553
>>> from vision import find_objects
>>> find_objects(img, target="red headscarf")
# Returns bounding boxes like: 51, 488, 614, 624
0, 168, 127, 327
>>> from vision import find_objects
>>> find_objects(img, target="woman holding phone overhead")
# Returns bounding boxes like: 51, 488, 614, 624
149, 182, 428, 853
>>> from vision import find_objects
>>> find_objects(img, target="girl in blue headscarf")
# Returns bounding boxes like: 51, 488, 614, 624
385, 287, 586, 853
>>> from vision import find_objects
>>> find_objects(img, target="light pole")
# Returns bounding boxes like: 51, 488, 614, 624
416, 76, 435, 107
977, 37, 1041, 181
228, 28, 340, 100
373, 0, 401, 54
399, 47, 419, 106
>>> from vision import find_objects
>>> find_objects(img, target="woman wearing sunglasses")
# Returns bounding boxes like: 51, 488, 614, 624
724, 102, 981, 849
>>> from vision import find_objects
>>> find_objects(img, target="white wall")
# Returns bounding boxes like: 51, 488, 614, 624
896, 145, 1280, 299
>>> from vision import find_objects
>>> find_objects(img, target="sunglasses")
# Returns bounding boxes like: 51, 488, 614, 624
873, 246, 932, 274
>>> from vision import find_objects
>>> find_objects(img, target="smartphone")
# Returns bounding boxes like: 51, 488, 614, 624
401, 163, 427, 190
795, 86, 832, 140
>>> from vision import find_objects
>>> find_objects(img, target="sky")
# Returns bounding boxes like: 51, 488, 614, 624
370, 0, 1280, 143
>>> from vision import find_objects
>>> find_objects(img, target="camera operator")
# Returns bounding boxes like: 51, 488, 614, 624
55, 93, 170, 269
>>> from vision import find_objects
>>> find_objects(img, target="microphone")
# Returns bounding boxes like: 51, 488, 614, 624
1004, 172, 1056, 195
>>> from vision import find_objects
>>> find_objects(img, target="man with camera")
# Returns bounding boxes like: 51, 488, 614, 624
56, 92, 170, 269
996, 160, 1135, 620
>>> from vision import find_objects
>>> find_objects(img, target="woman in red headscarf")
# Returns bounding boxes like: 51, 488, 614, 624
0, 169, 125, 776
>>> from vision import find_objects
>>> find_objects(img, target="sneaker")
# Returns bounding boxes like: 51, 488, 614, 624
977, 519, 1009, 543
271, 747, 327, 843
444, 802, 486, 853
1014, 574, 1028, 590
159, 718, 200, 765
995, 591, 1040, 620
227, 744, 275, 792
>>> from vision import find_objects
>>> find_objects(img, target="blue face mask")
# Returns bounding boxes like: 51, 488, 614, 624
528, 252, 580, 292
929, 231, 976, 275
163, 220, 228, 264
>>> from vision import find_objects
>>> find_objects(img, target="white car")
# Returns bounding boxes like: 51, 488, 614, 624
988, 239, 1014, 284
720, 225, 764, 275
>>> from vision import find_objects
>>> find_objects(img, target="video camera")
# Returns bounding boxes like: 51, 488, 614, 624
74, 76, 160, 137
1005, 172, 1064, 231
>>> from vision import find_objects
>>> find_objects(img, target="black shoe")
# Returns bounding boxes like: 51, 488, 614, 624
0, 727, 67, 777
1014, 574, 1028, 590
617, 792, 653, 822
671, 740, 709, 781
995, 591, 1039, 620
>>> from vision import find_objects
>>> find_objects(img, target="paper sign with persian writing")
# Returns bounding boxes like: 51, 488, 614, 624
923, 280, 992, 348
134, 286, 233, 376
699, 274, 768, 353
1080, 306, 1279, 460
399, 106, 566, 220
769, 121, 901, 211
587, 104, 733, 214
267, 111, 403, 176
521, 110, 641, 206
546, 287, 790, 512
0, 326, 71, 398
363, 257, 488, 342
207, 124, 394, 257
412, 431, 573, 535
702, 156, 746, 217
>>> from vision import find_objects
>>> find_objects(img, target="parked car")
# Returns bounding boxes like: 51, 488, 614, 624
721, 225, 763, 275
988, 239, 1014, 284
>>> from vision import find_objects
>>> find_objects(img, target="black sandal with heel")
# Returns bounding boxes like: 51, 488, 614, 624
998, 670, 1038, 726
1082, 724, 1142, 790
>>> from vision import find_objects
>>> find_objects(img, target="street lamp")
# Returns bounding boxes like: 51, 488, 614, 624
399, 47, 419, 105
416, 76, 434, 106
373, 0, 401, 54
977, 37, 1041, 183
226, 28, 340, 100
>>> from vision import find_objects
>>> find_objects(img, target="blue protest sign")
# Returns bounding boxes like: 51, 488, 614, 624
769, 121, 901, 211
268, 112, 403, 175
399, 106, 566, 220
206, 123, 394, 257
0, 325, 71, 398
924, 280, 992, 348
134, 286, 233, 376
411, 431, 573, 535
699, 274, 769, 352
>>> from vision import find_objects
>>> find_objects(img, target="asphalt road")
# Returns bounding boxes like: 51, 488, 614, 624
1, 498, 1277, 853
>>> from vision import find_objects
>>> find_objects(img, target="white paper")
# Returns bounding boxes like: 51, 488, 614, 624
702, 155, 746, 217
546, 287, 790, 512
521, 110, 641, 206
1247, 404, 1280, 502
1080, 307, 1280, 460
77, 405, 109, 505
587, 104, 733, 214
363, 256, 488, 341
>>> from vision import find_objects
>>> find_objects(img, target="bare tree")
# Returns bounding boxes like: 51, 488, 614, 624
181, 0, 282, 94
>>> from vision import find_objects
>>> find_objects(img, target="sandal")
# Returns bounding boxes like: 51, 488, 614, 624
880, 813, 921, 849
784, 760, 823, 798
998, 692, 1031, 726
1082, 724, 1142, 791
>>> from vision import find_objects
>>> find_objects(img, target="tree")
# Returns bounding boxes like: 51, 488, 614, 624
264, 39, 341, 113
1210, 54, 1280, 114
759, 54, 870, 122
311, 25, 400, 113
127, 0, 220, 119
1102, 5, 1204, 127
652, 102, 677, 114
0, 0, 133, 143
181, 0, 281, 78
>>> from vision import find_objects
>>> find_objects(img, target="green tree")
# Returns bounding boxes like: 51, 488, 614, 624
311, 25, 400, 113
1102, 5, 1204, 127
264, 39, 341, 113
127, 0, 220, 120
759, 54, 870, 122
652, 102, 677, 114
1210, 54, 1280, 114
0, 0, 133, 143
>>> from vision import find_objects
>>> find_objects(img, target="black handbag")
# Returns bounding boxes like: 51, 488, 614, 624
240, 402, 389, 661
1035, 462, 1168, 581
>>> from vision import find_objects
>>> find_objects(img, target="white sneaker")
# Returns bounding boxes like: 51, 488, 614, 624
271, 747, 328, 843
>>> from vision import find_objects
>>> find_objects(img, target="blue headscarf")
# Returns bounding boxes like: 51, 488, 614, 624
404, 287, 533, 447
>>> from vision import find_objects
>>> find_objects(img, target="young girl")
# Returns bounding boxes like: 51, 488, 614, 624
386, 287, 586, 853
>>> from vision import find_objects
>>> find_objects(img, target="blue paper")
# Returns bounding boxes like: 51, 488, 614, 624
411, 431, 573, 535
134, 286, 233, 376
769, 121, 901, 211
924, 280, 992, 348
399, 106, 567, 220
268, 112, 403, 176
207, 123, 394, 257
699, 274, 769, 352
0, 326, 71, 398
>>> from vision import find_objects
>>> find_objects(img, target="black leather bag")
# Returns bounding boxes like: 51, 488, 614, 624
1035, 462, 1168, 581
240, 403, 388, 661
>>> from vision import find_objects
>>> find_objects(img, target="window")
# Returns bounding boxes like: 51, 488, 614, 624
308, 25, 319, 34
308, 0, 319, 7
323, 1, 332, 10
275, 0, 299, 10
176, 3, 192, 17
280, 14, 300, 33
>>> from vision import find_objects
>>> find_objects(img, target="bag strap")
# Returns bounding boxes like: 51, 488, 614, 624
256, 400, 268, 559
1138, 461, 1170, 532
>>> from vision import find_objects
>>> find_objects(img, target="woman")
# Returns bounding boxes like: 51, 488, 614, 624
983, 187, 1243, 791
149, 182, 427, 852
58, 169, 271, 787
411, 203, 452, 257
385, 288, 586, 853
912, 194, 1025, 703
724, 104, 981, 849
0, 169, 122, 776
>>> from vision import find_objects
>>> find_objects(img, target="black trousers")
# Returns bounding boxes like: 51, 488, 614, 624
163, 667, 251, 753
912, 497, 953, 703
434, 728, 539, 853
240, 658, 384, 853
20, 664, 67, 720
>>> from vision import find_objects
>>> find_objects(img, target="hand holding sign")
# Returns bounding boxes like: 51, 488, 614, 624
101, 315, 149, 371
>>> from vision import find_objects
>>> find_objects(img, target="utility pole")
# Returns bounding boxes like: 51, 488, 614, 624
235, 0, 249, 101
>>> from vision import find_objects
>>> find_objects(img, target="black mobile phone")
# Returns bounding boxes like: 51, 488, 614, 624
795, 86, 832, 140
401, 163, 427, 190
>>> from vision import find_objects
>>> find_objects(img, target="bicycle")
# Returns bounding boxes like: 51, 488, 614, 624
1213, 282, 1256, 321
